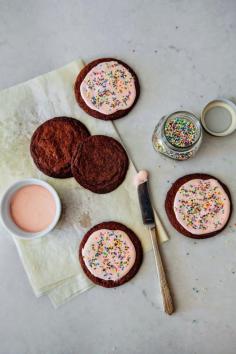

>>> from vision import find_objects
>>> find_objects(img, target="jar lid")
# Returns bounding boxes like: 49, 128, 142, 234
201, 99, 236, 136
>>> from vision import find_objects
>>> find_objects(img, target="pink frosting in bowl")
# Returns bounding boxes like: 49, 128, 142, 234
0, 179, 61, 239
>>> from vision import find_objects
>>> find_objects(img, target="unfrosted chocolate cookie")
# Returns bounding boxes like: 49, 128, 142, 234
79, 221, 143, 288
165, 173, 232, 239
30, 117, 90, 178
74, 58, 140, 120
71, 135, 129, 193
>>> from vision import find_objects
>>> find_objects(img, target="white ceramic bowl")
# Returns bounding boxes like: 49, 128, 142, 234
0, 178, 61, 240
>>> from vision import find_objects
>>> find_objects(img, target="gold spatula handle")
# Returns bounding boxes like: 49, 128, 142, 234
149, 227, 174, 315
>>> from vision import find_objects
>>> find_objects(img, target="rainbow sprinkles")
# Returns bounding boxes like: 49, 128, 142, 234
80, 61, 136, 115
82, 229, 136, 281
164, 116, 198, 148
173, 178, 231, 235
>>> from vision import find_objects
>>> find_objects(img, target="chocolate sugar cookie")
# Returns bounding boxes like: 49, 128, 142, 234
165, 174, 232, 239
79, 222, 143, 288
30, 117, 90, 178
71, 135, 129, 193
74, 58, 140, 120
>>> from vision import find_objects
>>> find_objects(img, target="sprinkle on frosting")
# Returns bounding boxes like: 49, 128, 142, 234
174, 179, 230, 235
164, 117, 198, 148
82, 229, 136, 281
80, 61, 136, 115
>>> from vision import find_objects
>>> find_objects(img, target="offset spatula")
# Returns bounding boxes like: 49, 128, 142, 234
135, 170, 174, 315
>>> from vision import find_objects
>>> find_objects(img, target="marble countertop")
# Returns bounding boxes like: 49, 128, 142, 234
0, 1, 236, 353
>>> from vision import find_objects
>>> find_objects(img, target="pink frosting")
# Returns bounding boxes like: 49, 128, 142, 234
82, 229, 136, 281
134, 170, 148, 187
80, 61, 136, 115
10, 185, 56, 233
173, 179, 230, 235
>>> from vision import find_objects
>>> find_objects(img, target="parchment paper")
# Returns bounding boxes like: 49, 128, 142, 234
0, 60, 168, 307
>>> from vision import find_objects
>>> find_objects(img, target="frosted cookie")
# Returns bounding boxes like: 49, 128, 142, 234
79, 222, 143, 287
74, 58, 140, 120
71, 135, 129, 194
30, 117, 90, 178
165, 174, 232, 239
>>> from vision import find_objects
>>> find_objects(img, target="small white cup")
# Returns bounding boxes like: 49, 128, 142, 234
0, 179, 61, 240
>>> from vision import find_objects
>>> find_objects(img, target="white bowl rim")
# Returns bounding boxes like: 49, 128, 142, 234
0, 178, 61, 240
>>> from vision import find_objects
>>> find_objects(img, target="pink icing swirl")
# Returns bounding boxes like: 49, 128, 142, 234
174, 179, 230, 235
82, 229, 136, 281
80, 61, 136, 115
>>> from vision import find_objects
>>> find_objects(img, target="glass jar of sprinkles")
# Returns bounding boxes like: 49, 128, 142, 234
152, 111, 202, 160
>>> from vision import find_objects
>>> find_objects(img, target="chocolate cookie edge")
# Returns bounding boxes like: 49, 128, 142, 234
79, 221, 143, 287
74, 58, 140, 121
165, 173, 232, 239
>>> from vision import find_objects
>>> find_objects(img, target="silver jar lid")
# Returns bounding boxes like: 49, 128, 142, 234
201, 98, 236, 136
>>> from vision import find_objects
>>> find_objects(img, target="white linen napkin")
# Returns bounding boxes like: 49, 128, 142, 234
0, 60, 168, 307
